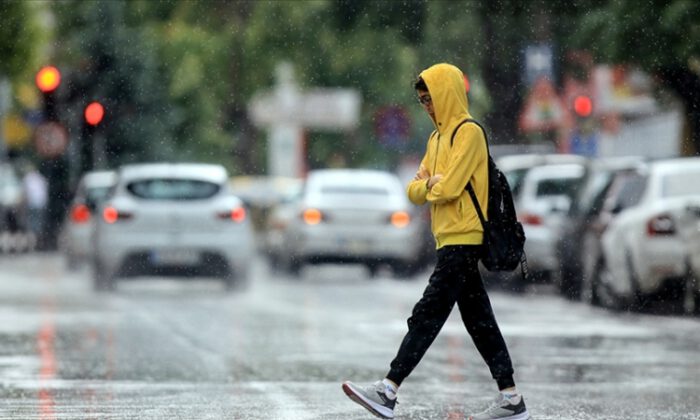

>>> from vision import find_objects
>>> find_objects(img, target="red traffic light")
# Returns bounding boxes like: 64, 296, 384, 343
84, 102, 105, 126
573, 95, 593, 117
36, 66, 61, 93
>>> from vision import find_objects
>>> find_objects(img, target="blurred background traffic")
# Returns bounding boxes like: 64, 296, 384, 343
1, 1, 700, 315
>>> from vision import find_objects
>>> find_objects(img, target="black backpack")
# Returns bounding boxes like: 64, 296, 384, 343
450, 119, 529, 275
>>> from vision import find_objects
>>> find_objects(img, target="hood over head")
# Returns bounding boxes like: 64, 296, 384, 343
419, 63, 471, 135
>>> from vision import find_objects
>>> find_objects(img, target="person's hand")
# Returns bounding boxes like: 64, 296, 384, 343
414, 165, 429, 181
427, 174, 442, 189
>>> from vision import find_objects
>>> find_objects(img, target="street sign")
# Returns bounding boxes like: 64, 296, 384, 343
249, 88, 361, 130
33, 122, 68, 159
248, 62, 362, 178
524, 44, 553, 88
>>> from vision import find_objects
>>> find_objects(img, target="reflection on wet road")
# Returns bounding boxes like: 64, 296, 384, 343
0, 253, 699, 419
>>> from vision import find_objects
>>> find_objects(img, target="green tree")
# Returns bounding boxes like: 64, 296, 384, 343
0, 1, 43, 81
235, 0, 428, 171
51, 0, 176, 170
572, 0, 700, 154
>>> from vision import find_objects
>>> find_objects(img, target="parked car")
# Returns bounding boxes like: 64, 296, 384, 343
59, 170, 117, 269
92, 163, 254, 291
556, 157, 646, 299
266, 168, 429, 278
497, 153, 587, 202
514, 162, 586, 283
683, 201, 700, 313
592, 158, 700, 310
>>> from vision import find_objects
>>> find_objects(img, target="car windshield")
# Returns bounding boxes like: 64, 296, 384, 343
126, 178, 220, 200
661, 170, 700, 198
536, 177, 582, 199
570, 171, 614, 216
609, 173, 646, 210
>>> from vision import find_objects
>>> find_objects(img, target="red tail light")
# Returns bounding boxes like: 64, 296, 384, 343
302, 208, 323, 225
70, 204, 91, 224
390, 211, 411, 228
520, 213, 542, 226
102, 207, 133, 224
647, 214, 675, 236
217, 207, 246, 222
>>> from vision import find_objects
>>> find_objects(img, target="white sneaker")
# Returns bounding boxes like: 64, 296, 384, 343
342, 380, 397, 419
469, 393, 530, 420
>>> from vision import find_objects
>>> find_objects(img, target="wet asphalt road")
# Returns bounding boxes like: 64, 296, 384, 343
0, 253, 699, 420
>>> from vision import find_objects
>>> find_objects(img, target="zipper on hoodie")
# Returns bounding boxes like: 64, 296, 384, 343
430, 132, 440, 236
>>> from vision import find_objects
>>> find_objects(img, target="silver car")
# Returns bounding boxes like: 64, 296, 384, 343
596, 158, 700, 310
92, 163, 254, 291
59, 170, 117, 269
515, 163, 586, 282
266, 168, 427, 277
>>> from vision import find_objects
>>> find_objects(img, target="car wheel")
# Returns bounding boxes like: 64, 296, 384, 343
592, 258, 631, 311
365, 262, 382, 279
286, 258, 302, 278
66, 255, 80, 271
558, 267, 581, 301
626, 253, 646, 312
93, 259, 115, 292
585, 259, 603, 307
267, 254, 282, 274
391, 261, 419, 279
224, 266, 250, 291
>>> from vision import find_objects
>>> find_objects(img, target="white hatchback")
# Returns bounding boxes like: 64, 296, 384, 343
266, 169, 427, 277
596, 158, 700, 309
92, 163, 254, 291
515, 163, 586, 280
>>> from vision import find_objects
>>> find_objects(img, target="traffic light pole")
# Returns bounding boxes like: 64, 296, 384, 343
35, 66, 69, 251
80, 122, 94, 173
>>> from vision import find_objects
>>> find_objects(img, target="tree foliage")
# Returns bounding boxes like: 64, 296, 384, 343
52, 0, 174, 167
571, 0, 700, 152
0, 1, 43, 81
14, 0, 700, 174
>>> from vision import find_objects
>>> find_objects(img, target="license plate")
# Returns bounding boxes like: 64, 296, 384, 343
152, 249, 200, 265
338, 237, 370, 253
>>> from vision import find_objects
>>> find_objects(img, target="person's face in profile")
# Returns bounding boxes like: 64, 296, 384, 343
417, 89, 434, 120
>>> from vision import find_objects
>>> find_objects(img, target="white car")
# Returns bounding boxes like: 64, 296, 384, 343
684, 202, 700, 313
59, 170, 117, 269
497, 153, 587, 201
266, 169, 428, 277
92, 163, 254, 291
515, 163, 586, 281
595, 158, 700, 310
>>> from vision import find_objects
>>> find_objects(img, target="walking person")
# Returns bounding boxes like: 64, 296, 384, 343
342, 63, 530, 420
21, 163, 48, 250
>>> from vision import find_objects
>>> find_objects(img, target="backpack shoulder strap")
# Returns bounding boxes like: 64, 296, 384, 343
450, 118, 489, 155
450, 118, 489, 226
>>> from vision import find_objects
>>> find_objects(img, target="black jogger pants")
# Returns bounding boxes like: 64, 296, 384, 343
386, 245, 515, 390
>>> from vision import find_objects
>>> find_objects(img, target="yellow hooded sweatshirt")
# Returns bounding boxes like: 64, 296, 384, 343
407, 63, 488, 249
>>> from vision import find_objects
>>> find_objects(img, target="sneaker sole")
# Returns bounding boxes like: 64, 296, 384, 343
469, 410, 531, 420
342, 382, 394, 419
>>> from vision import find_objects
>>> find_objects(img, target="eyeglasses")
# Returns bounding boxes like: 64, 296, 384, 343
417, 94, 432, 106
